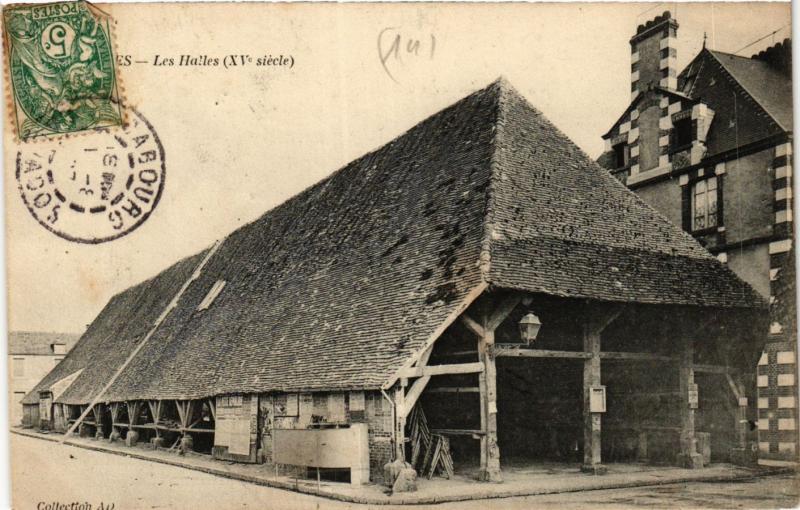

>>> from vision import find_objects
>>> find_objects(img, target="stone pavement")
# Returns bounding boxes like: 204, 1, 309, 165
11, 428, 792, 505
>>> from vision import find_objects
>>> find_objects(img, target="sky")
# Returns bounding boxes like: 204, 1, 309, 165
4, 2, 792, 334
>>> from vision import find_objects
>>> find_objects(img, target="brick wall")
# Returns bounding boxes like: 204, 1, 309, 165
366, 391, 393, 482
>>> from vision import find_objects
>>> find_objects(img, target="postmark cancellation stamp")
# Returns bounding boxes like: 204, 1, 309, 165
3, 1, 123, 140
16, 109, 165, 244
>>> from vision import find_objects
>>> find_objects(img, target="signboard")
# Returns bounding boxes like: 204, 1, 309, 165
590, 386, 606, 413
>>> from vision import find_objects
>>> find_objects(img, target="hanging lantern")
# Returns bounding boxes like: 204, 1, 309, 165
519, 313, 542, 345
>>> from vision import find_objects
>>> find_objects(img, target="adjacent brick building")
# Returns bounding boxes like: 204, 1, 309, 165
8, 331, 79, 426
598, 12, 796, 464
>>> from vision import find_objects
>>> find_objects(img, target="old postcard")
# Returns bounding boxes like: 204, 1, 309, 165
3, 2, 797, 509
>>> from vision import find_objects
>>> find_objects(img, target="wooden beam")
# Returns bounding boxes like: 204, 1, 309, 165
725, 373, 743, 401
587, 305, 625, 336
487, 294, 522, 332
186, 401, 195, 430
480, 324, 501, 481
402, 376, 431, 417
600, 352, 677, 361
431, 429, 485, 436
398, 362, 484, 378
208, 399, 216, 422
461, 314, 485, 337
693, 364, 731, 375
395, 382, 406, 460
582, 322, 603, 473
415, 343, 435, 367
677, 336, 703, 468
426, 387, 480, 393
496, 347, 591, 359
128, 401, 139, 426
176, 401, 186, 428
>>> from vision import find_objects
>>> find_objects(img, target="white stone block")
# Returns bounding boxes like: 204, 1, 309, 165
759, 352, 769, 365
715, 162, 726, 175
758, 397, 769, 409
778, 396, 796, 408
777, 351, 796, 364
776, 143, 793, 157
758, 418, 769, 430
758, 375, 769, 387
778, 418, 796, 430
778, 442, 796, 454
631, 70, 640, 83
769, 239, 792, 254
776, 209, 793, 224
668, 102, 682, 115
631, 51, 640, 64
776, 188, 793, 201
759, 441, 771, 453
778, 373, 795, 386
776, 165, 792, 179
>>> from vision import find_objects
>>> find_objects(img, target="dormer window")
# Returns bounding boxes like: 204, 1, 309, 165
197, 280, 226, 311
613, 142, 630, 169
672, 116, 693, 150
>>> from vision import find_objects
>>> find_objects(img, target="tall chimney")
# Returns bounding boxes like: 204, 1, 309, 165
630, 11, 678, 99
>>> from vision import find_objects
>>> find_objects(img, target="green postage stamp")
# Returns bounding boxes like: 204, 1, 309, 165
3, 1, 123, 140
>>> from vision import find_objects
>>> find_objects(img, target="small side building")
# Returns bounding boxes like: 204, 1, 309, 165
9, 331, 79, 427
24, 80, 768, 485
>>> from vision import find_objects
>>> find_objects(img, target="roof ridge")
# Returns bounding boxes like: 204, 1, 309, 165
478, 79, 508, 282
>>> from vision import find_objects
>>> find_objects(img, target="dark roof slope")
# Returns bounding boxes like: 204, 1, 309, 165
36, 79, 763, 405
709, 50, 793, 132
22, 251, 208, 405
485, 84, 764, 306
601, 46, 792, 166
679, 49, 791, 156
8, 331, 80, 355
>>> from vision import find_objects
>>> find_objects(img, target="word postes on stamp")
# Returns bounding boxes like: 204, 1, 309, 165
4, 1, 123, 140
16, 109, 165, 244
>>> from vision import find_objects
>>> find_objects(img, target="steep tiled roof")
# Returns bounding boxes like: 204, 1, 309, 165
680, 48, 791, 156
21, 251, 208, 405
8, 331, 79, 356
28, 80, 763, 405
709, 50, 793, 132
485, 84, 763, 305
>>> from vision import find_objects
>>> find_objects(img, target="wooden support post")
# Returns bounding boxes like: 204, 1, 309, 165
208, 398, 216, 422
395, 380, 407, 461
480, 324, 501, 482
581, 323, 604, 474
677, 336, 703, 469
726, 373, 755, 465
581, 305, 623, 475
128, 401, 139, 426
